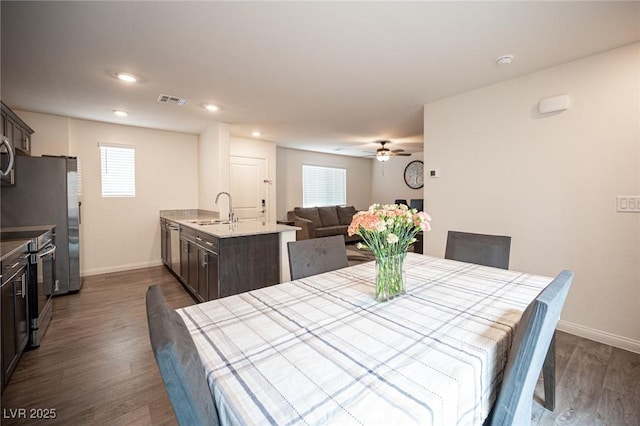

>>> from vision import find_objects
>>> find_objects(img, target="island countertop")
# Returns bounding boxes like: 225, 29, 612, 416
160, 209, 299, 238
173, 219, 299, 238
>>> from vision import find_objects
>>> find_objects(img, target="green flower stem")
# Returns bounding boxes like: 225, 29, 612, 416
375, 253, 406, 302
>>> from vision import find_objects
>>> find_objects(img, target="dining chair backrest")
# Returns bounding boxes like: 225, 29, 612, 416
145, 285, 220, 426
288, 235, 349, 280
409, 198, 423, 211
489, 270, 573, 426
445, 230, 511, 269
394, 199, 408, 206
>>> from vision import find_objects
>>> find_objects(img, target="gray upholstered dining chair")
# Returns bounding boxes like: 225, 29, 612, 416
287, 235, 349, 280
488, 270, 573, 426
447, 230, 558, 412
445, 230, 511, 269
146, 285, 220, 426
409, 198, 423, 211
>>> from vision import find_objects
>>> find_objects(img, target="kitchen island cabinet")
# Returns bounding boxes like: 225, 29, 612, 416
160, 213, 297, 302
179, 225, 212, 302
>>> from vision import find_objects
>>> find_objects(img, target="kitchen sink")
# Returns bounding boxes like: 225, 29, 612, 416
188, 219, 230, 226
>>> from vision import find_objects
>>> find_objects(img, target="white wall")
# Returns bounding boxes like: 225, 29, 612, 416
276, 147, 373, 220
198, 123, 230, 214
231, 136, 277, 223
423, 44, 640, 352
371, 152, 424, 205
64, 119, 199, 275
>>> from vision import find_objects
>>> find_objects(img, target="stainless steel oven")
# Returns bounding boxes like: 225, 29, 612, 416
29, 236, 56, 347
1, 227, 56, 348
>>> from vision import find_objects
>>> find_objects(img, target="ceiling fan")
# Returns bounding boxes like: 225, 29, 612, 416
369, 140, 411, 162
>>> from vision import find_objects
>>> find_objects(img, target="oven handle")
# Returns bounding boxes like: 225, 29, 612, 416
38, 244, 57, 258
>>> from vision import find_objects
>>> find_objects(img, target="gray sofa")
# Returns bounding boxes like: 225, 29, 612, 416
287, 205, 360, 242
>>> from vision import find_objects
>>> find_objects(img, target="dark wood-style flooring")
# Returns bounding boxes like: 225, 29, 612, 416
1, 265, 639, 425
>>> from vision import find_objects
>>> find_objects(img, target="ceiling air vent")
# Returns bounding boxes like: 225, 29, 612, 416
156, 94, 188, 106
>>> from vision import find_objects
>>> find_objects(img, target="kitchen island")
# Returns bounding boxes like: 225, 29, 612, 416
160, 210, 298, 302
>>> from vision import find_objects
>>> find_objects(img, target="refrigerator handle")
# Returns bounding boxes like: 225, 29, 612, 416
78, 201, 82, 225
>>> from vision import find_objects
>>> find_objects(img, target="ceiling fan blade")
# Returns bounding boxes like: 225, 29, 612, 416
391, 149, 405, 153
391, 152, 412, 156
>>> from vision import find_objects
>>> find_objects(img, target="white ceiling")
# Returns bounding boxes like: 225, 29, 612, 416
2, 1, 638, 157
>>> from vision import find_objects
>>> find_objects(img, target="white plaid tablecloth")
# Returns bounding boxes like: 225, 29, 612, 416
178, 253, 553, 426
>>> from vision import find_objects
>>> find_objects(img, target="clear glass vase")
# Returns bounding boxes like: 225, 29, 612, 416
375, 252, 406, 302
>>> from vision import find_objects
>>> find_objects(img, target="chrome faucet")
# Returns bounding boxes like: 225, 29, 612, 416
215, 191, 235, 223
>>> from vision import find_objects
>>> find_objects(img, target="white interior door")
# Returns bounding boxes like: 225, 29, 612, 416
230, 156, 268, 221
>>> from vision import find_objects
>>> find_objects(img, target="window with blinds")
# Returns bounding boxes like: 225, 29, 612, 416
100, 144, 135, 197
302, 165, 346, 207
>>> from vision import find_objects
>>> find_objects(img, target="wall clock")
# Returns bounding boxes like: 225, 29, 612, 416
404, 160, 424, 189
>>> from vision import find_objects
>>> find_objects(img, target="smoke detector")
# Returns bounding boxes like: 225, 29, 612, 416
496, 54, 514, 66
157, 94, 188, 106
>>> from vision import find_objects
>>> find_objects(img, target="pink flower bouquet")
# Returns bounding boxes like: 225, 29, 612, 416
348, 203, 431, 258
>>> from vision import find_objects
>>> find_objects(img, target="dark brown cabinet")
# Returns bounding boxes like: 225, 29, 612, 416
160, 218, 170, 267
11, 118, 31, 154
217, 233, 279, 298
180, 227, 209, 302
179, 238, 190, 289
1, 248, 29, 394
1, 101, 33, 156
194, 232, 219, 302
1, 102, 34, 187
198, 247, 218, 301
187, 242, 199, 298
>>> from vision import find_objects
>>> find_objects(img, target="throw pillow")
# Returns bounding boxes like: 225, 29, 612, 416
337, 206, 357, 225
318, 206, 340, 226
294, 207, 322, 228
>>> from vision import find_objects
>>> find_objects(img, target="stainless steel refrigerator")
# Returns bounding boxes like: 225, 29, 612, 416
1, 155, 81, 294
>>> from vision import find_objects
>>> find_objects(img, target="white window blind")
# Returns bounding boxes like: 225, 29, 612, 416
302, 165, 346, 207
100, 144, 135, 197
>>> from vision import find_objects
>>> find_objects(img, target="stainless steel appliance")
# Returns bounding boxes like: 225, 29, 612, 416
0, 135, 15, 186
27, 230, 56, 347
1, 156, 81, 295
169, 223, 180, 274
1, 227, 56, 347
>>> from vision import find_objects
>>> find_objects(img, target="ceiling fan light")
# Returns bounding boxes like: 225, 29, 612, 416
376, 151, 390, 162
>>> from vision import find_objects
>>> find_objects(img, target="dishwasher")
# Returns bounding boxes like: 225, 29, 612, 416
169, 223, 181, 274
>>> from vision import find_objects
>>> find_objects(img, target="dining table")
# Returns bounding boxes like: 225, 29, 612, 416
177, 252, 554, 425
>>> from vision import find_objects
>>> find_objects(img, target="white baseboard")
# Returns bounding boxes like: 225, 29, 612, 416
81, 259, 164, 277
557, 320, 640, 354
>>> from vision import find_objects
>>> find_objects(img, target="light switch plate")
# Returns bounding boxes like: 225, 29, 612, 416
617, 196, 640, 212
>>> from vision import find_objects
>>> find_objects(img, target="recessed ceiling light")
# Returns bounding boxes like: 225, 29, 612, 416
113, 110, 128, 117
251, 131, 262, 137
116, 72, 137, 83
205, 104, 220, 112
